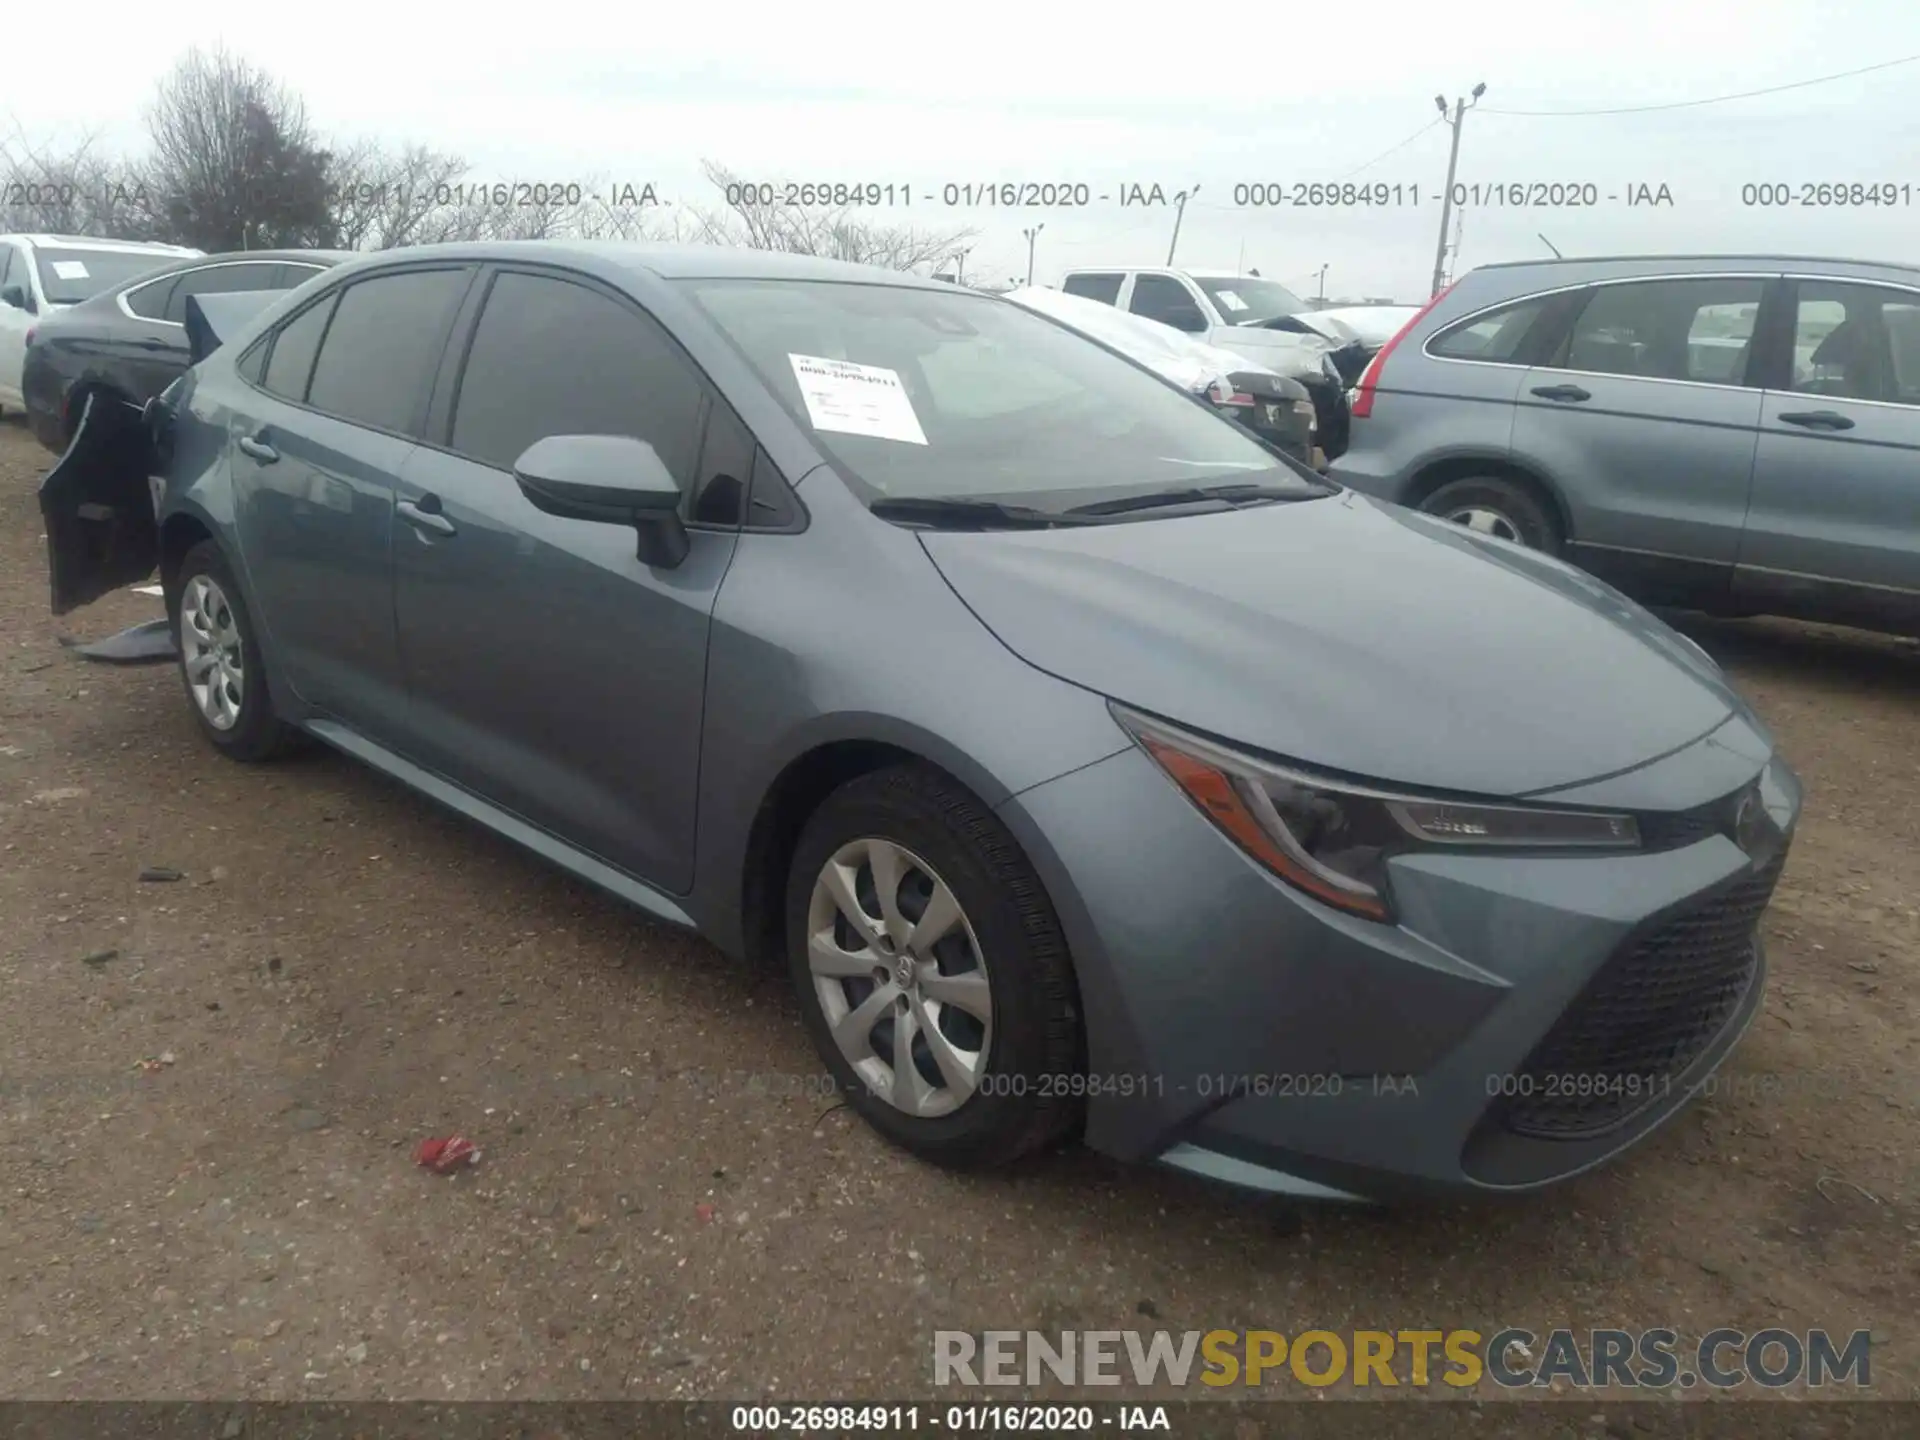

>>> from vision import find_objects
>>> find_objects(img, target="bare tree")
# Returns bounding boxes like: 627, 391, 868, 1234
0, 123, 161, 239
143, 46, 333, 250
689, 161, 973, 271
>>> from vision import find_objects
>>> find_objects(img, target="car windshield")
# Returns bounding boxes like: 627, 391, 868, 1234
681, 278, 1318, 511
34, 248, 178, 305
1195, 276, 1307, 326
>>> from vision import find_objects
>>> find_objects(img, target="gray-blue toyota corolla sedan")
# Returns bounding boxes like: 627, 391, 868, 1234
39, 243, 1801, 1201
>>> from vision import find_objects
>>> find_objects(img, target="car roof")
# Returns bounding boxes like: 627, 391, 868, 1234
1473, 253, 1920, 276
157, 248, 356, 268
336, 240, 958, 290
2, 234, 203, 255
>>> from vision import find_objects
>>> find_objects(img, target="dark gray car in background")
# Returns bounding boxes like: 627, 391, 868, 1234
22, 248, 350, 454
41, 242, 1801, 1200
1332, 254, 1920, 637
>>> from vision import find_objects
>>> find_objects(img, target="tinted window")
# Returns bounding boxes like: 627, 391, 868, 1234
449, 271, 704, 480
1561, 278, 1763, 384
682, 277, 1316, 511
691, 400, 753, 526
1061, 272, 1123, 306
162, 263, 289, 324
1128, 274, 1208, 332
1429, 295, 1553, 363
262, 294, 338, 402
272, 263, 325, 290
306, 269, 468, 433
1787, 282, 1920, 406
124, 273, 180, 320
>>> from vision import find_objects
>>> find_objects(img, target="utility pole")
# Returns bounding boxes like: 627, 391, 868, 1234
1316, 264, 1329, 302
1446, 205, 1466, 287
1429, 82, 1485, 298
953, 246, 972, 284
1166, 186, 1199, 265
1022, 224, 1045, 286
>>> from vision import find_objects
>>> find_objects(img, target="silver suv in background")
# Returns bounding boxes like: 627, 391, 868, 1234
1331, 255, 1920, 638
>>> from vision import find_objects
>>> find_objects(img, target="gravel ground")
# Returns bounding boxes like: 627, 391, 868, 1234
1, 416, 1915, 1406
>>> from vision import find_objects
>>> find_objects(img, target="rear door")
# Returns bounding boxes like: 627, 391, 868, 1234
1511, 274, 1770, 606
390, 266, 743, 892
228, 264, 474, 740
1735, 276, 1920, 631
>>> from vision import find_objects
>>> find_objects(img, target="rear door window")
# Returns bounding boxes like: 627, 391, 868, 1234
1559, 278, 1764, 385
1062, 272, 1124, 305
124, 273, 181, 321
304, 268, 470, 434
261, 294, 339, 403
163, 262, 293, 325
446, 269, 705, 484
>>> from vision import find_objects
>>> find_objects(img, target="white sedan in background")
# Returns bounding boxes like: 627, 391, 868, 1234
0, 234, 202, 413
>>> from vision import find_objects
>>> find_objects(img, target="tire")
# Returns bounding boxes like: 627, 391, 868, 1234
1419, 475, 1561, 554
785, 763, 1084, 1169
172, 540, 302, 762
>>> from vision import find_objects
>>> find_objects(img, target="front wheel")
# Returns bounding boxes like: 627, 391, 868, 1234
172, 540, 302, 762
785, 764, 1084, 1169
1420, 475, 1561, 553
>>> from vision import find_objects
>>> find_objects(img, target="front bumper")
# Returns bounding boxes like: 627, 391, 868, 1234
996, 715, 1799, 1199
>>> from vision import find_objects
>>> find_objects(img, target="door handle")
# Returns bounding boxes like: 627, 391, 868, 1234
1530, 384, 1592, 402
1777, 409, 1855, 431
236, 433, 278, 463
397, 496, 456, 536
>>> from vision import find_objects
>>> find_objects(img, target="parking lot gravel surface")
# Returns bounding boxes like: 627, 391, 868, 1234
1, 417, 1914, 1406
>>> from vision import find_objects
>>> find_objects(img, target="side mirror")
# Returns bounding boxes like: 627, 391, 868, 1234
513, 434, 690, 568
0, 284, 28, 312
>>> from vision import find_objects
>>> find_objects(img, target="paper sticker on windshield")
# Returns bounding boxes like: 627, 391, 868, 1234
1216, 289, 1249, 313
788, 354, 928, 445
51, 260, 90, 280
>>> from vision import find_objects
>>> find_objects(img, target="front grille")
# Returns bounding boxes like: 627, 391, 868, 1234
1493, 851, 1784, 1140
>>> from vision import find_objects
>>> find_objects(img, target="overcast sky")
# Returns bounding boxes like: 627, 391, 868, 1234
8, 1, 1920, 299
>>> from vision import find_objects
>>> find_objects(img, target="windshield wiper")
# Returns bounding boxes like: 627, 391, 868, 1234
869, 496, 1100, 529
1065, 482, 1314, 517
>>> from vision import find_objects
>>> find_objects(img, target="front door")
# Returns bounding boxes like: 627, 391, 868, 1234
1736, 277, 1920, 632
391, 267, 743, 893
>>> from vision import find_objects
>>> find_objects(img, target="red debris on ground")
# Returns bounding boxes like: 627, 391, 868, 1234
414, 1135, 481, 1174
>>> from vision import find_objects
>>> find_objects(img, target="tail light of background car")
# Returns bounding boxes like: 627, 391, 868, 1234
1348, 281, 1456, 419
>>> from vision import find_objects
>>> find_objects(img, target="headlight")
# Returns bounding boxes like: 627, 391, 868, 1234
1114, 706, 1641, 922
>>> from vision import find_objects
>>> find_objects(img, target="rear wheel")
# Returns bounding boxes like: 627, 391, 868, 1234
1420, 475, 1561, 553
172, 540, 301, 762
785, 764, 1083, 1169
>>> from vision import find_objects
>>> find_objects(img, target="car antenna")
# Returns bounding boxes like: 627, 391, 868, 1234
1538, 233, 1562, 258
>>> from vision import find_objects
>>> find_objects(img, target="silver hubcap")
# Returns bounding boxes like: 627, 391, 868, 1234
807, 838, 993, 1118
180, 574, 244, 730
1442, 505, 1523, 543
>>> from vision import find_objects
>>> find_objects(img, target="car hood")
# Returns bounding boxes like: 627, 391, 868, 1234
920, 491, 1744, 797
1205, 325, 1339, 374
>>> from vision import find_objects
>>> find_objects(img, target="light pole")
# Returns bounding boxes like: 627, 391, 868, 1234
1023, 224, 1045, 286
953, 246, 973, 284
1166, 186, 1199, 265
1430, 82, 1485, 298
1316, 263, 1329, 302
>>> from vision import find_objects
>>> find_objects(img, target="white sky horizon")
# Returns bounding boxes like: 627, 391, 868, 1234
8, 1, 1919, 299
